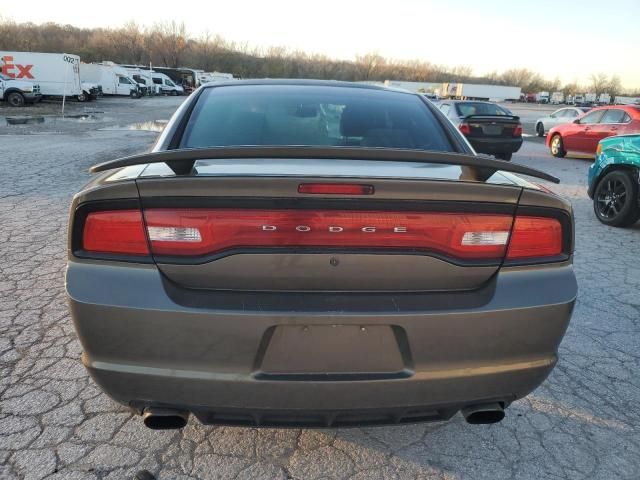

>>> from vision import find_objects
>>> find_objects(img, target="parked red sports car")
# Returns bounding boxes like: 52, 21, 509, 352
546, 105, 640, 157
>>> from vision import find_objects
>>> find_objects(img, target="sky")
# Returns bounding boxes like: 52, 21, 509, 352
4, 0, 640, 88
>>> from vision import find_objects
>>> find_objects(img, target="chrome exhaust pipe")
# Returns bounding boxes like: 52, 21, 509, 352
461, 403, 505, 424
142, 408, 189, 430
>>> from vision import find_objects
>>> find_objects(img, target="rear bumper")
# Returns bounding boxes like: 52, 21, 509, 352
67, 261, 576, 427
467, 137, 523, 154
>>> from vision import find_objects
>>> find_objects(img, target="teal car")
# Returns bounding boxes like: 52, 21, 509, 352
588, 135, 640, 227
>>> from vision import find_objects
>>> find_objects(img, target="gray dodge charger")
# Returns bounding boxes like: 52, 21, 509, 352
67, 80, 577, 429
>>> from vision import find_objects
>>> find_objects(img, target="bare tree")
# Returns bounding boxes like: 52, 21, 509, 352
148, 21, 188, 67
589, 73, 609, 96
607, 75, 622, 100
355, 53, 386, 81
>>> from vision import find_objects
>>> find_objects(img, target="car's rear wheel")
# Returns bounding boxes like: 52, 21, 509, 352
7, 92, 26, 107
593, 170, 640, 227
495, 152, 512, 161
550, 134, 566, 158
536, 122, 545, 137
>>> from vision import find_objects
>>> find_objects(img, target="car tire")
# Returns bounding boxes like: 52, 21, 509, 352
171, 90, 178, 96
6, 92, 26, 107
536, 123, 545, 137
77, 92, 88, 102
495, 152, 512, 161
550, 134, 566, 158
593, 170, 640, 227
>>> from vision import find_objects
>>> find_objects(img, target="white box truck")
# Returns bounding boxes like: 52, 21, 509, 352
80, 62, 143, 98
598, 93, 611, 105
550, 92, 565, 104
0, 52, 98, 101
536, 91, 550, 104
200, 71, 234, 83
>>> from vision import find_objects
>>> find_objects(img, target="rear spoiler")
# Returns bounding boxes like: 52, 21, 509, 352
463, 114, 520, 121
90, 146, 559, 184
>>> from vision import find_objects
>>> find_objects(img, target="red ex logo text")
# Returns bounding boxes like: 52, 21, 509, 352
1, 56, 34, 79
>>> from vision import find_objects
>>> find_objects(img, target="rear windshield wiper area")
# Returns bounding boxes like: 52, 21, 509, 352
90, 146, 560, 184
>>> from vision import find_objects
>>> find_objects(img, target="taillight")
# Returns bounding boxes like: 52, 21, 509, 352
513, 123, 523, 137
298, 183, 374, 195
77, 208, 566, 264
142, 209, 515, 260
506, 216, 562, 259
83, 210, 149, 255
458, 122, 471, 135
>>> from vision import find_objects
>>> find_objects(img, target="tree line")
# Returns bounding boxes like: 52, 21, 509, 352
1, 18, 637, 96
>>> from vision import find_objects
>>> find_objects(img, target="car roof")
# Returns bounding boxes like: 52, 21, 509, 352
199, 78, 399, 92
447, 100, 497, 104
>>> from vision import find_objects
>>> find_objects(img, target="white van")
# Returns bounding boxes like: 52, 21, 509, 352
149, 72, 184, 96
123, 67, 160, 96
80, 62, 142, 97
0, 52, 96, 101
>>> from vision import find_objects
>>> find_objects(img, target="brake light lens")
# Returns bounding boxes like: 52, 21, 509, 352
298, 183, 374, 195
458, 122, 471, 135
513, 123, 523, 137
143, 209, 514, 260
506, 216, 562, 259
83, 210, 149, 255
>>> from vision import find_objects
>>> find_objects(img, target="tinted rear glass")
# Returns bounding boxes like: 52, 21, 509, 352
600, 109, 626, 124
180, 85, 454, 152
455, 103, 509, 117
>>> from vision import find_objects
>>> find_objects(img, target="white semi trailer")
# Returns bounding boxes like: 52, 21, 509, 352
614, 96, 640, 105
442, 83, 521, 102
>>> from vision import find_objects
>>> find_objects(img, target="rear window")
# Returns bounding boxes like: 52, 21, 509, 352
455, 103, 509, 117
180, 85, 454, 152
600, 109, 628, 124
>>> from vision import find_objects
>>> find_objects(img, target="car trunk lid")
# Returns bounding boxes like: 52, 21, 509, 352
462, 115, 521, 138
134, 159, 525, 291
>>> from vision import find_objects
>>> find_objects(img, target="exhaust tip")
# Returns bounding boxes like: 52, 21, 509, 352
142, 408, 189, 430
461, 403, 505, 425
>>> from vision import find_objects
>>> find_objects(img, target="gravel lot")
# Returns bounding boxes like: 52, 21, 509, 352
1, 98, 639, 480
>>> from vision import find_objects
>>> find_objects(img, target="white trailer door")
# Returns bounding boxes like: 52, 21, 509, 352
62, 54, 82, 97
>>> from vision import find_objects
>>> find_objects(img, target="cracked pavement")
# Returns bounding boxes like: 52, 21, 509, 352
1, 99, 639, 479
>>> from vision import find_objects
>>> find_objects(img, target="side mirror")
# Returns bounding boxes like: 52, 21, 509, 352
573, 119, 581, 124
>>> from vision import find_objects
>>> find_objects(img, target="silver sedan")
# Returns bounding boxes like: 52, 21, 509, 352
536, 107, 590, 136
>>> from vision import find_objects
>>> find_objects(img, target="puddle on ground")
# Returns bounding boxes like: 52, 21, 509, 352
0, 115, 167, 133
1, 113, 108, 126
99, 120, 168, 132
4, 116, 46, 125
